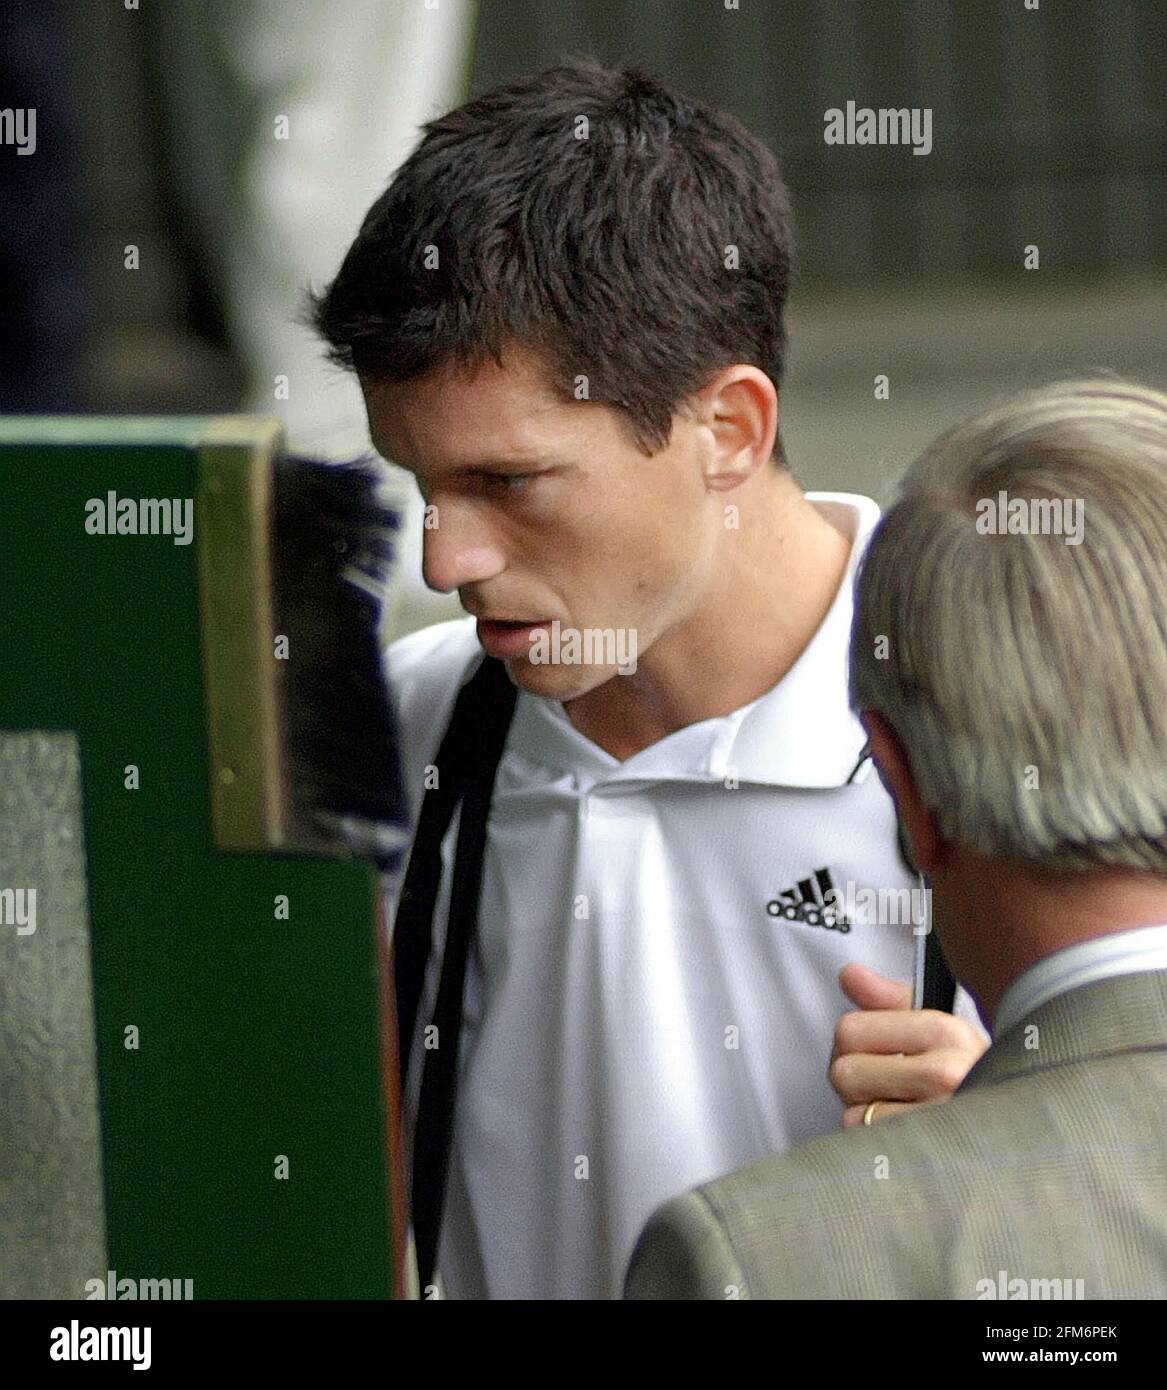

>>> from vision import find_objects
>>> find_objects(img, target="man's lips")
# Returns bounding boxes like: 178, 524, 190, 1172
475, 617, 551, 657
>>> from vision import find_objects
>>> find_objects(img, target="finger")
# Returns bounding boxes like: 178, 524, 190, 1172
831, 1007, 969, 1062
838, 961, 912, 1012
841, 1100, 917, 1130
829, 1049, 974, 1106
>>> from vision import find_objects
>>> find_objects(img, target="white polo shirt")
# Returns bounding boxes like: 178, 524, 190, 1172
384, 491, 982, 1300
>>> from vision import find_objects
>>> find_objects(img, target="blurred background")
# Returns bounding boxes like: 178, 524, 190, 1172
5, 0, 1166, 639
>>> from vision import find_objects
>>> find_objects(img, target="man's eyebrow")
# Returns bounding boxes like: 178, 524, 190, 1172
455, 456, 565, 473
369, 446, 567, 474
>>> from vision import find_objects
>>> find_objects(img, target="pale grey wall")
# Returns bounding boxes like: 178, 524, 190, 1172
0, 732, 107, 1300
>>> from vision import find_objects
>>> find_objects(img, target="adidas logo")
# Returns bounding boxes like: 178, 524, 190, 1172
766, 867, 851, 933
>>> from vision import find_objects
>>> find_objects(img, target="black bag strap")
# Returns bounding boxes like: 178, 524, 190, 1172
895, 778, 957, 1012
918, 919, 957, 1012
850, 741, 956, 1013
392, 654, 517, 1292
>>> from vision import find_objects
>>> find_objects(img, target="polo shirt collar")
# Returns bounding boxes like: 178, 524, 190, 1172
510, 492, 881, 790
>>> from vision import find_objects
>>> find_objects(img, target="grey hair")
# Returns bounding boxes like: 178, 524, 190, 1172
850, 379, 1167, 874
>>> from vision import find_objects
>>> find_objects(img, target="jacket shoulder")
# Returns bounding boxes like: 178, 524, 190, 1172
707, 1051, 1167, 1298
624, 1189, 751, 1300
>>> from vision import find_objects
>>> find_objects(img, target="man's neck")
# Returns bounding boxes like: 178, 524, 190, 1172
945, 854, 1167, 1029
562, 479, 853, 761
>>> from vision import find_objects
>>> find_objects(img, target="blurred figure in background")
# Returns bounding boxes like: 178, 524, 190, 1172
154, 0, 476, 637
0, 0, 85, 412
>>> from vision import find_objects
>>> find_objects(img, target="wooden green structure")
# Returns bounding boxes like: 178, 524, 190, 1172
0, 418, 404, 1299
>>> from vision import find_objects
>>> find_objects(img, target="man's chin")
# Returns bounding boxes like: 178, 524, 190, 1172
502, 656, 614, 701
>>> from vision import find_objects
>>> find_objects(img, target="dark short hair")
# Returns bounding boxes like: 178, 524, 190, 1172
307, 59, 793, 458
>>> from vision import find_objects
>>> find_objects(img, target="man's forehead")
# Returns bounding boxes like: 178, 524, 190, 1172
362, 350, 579, 468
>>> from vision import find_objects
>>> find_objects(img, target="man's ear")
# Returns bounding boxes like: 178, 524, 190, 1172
697, 365, 779, 492
859, 710, 944, 876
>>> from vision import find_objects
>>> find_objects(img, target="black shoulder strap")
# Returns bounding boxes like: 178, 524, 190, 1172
391, 654, 518, 1294
899, 849, 956, 1011
919, 918, 957, 1013
858, 742, 957, 1014
892, 780, 957, 1012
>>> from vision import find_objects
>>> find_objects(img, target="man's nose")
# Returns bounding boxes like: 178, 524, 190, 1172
421, 505, 506, 593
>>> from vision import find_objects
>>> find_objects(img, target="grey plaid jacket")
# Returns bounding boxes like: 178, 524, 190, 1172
624, 969, 1167, 1299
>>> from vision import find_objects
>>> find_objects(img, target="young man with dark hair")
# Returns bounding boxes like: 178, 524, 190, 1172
309, 60, 987, 1300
